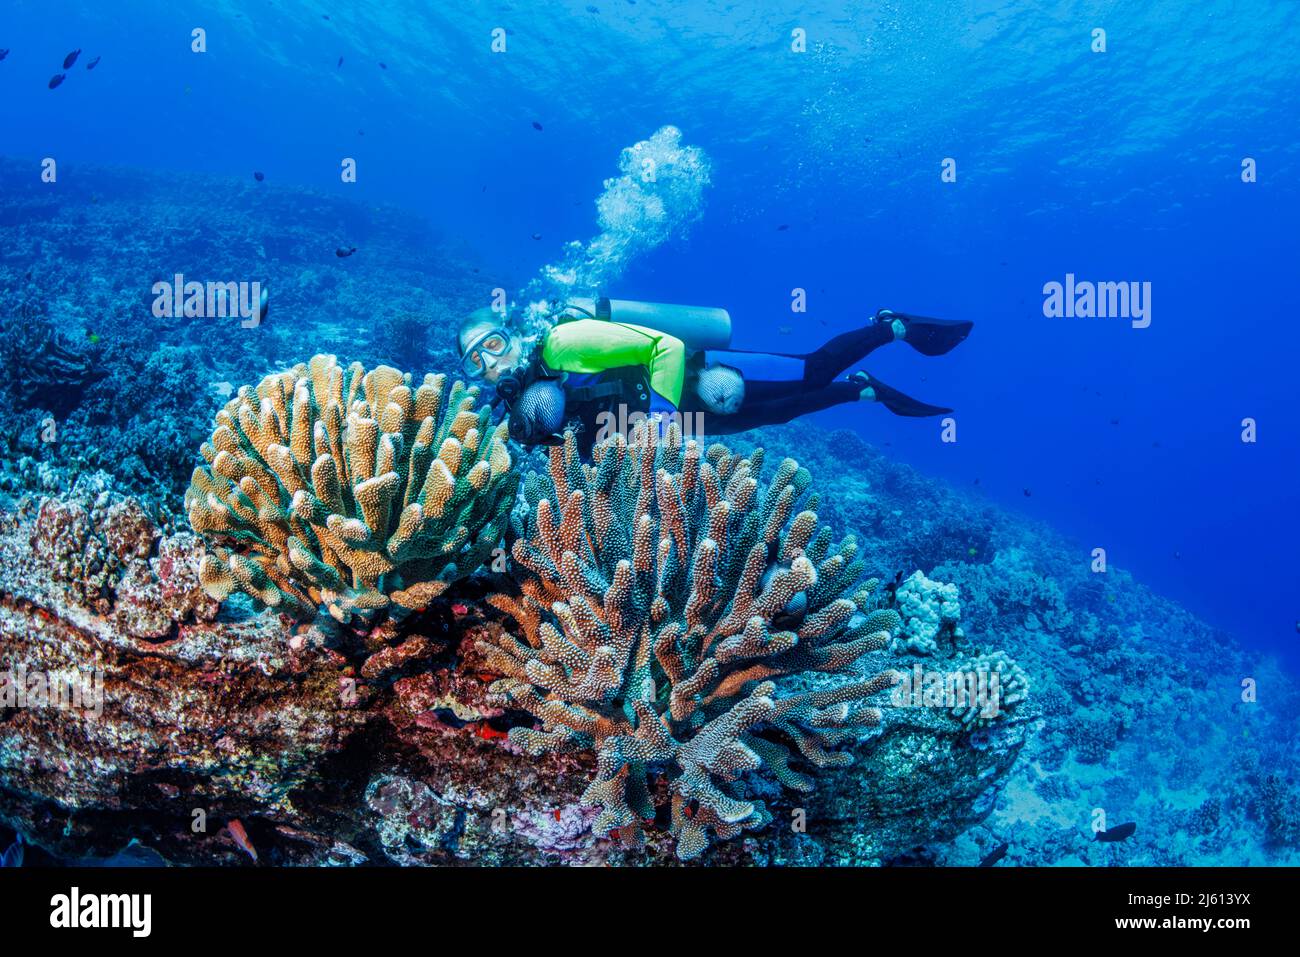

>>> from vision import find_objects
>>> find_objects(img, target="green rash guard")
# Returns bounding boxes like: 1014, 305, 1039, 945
540, 318, 687, 412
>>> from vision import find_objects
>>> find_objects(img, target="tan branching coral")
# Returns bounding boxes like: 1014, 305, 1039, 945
479, 423, 902, 860
186, 354, 518, 623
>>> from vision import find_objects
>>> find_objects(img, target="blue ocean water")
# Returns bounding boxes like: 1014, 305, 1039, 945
3, 0, 1297, 676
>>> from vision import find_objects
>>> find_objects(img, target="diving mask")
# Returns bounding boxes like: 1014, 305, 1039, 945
460, 327, 513, 379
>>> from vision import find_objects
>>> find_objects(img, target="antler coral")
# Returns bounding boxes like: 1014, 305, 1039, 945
186, 353, 518, 623
480, 422, 901, 860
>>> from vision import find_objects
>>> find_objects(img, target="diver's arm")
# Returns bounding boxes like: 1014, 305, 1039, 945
541, 319, 686, 412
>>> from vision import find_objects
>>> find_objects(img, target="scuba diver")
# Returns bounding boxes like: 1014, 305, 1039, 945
456, 297, 973, 452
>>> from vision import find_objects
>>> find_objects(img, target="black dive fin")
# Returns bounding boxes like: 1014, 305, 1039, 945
881, 310, 973, 357
856, 372, 953, 417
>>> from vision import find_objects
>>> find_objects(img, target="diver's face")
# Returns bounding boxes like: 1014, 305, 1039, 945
461, 325, 522, 384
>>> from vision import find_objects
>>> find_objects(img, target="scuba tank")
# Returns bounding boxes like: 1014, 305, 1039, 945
560, 297, 732, 351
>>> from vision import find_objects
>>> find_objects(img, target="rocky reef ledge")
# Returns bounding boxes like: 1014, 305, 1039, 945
0, 473, 1028, 866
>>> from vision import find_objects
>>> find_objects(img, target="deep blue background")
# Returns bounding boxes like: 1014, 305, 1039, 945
3, 0, 1297, 667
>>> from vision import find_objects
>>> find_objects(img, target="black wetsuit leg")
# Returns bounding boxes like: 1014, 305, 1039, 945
686, 318, 959, 432
715, 320, 897, 405
800, 321, 897, 386
701, 381, 861, 434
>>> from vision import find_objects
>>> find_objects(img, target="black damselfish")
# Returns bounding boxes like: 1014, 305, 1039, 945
979, 842, 1010, 866
1095, 822, 1137, 843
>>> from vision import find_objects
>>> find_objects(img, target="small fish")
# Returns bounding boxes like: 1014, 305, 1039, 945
257, 286, 269, 321
87, 332, 101, 344
586, 5, 600, 13
48, 73, 66, 89
1109, 418, 1119, 425
778, 326, 792, 335
451, 603, 469, 616
530, 233, 542, 240
0, 49, 11, 61
253, 170, 265, 182
322, 13, 331, 19
227, 819, 258, 862
1095, 821, 1136, 843
476, 723, 509, 741
212, 381, 235, 398
337, 56, 343, 67
978, 842, 1008, 867
1, 835, 23, 868
63, 49, 80, 69
1022, 488, 1032, 497
532, 120, 543, 131
86, 55, 100, 70
776, 224, 789, 231
335, 246, 357, 257
378, 62, 387, 70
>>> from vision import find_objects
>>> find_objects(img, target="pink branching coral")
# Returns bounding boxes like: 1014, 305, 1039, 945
479, 424, 901, 860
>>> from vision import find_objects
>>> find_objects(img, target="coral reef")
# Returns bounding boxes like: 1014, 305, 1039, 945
948, 650, 1030, 730
478, 425, 903, 860
4, 421, 1290, 866
0, 481, 597, 866
0, 480, 889, 867
4, 157, 1296, 869
721, 423, 1300, 867
0, 279, 103, 416
0, 477, 363, 838
1257, 774, 1300, 847
0, 158, 511, 508
185, 354, 518, 623
892, 569, 964, 656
